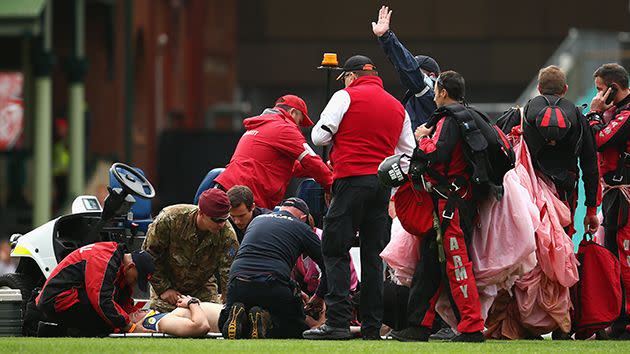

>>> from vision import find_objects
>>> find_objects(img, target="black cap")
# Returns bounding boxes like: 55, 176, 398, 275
280, 197, 310, 217
131, 250, 155, 292
414, 55, 440, 75
336, 55, 376, 80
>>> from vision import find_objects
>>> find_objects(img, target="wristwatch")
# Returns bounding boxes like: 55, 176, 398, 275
586, 111, 602, 123
187, 297, 200, 306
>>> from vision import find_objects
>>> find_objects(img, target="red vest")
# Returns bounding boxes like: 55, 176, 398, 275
330, 76, 405, 180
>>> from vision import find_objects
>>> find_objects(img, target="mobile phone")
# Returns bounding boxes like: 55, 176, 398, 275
605, 85, 618, 105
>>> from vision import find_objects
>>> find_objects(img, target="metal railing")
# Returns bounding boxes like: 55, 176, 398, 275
517, 28, 624, 106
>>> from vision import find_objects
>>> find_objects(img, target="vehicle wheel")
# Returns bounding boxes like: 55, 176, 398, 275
0, 273, 38, 336
0, 273, 35, 304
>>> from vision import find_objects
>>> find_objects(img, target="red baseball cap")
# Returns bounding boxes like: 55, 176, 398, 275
275, 95, 314, 127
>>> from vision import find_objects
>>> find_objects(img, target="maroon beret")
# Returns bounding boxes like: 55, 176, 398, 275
198, 188, 230, 218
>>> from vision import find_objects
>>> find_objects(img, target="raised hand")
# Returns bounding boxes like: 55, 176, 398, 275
371, 6, 392, 37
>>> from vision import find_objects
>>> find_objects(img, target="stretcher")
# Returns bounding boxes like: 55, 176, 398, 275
109, 332, 224, 338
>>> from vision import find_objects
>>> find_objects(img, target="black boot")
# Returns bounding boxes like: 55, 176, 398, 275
450, 331, 485, 342
429, 327, 456, 340
222, 303, 247, 339
390, 326, 431, 342
303, 324, 352, 340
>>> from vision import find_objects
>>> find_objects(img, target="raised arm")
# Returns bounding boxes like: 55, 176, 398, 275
372, 6, 430, 94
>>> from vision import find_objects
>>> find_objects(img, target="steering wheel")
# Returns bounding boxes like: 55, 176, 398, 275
109, 163, 156, 199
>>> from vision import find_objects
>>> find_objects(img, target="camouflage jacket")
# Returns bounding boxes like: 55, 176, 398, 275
142, 204, 238, 302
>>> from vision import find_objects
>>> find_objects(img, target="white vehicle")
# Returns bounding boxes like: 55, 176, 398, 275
0, 163, 155, 333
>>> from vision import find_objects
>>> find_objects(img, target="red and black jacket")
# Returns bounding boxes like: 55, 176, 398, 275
36, 242, 135, 331
415, 105, 472, 199
588, 94, 630, 185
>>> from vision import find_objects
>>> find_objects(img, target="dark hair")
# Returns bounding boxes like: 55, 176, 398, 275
226, 185, 254, 209
538, 65, 566, 95
436, 70, 465, 102
594, 63, 629, 89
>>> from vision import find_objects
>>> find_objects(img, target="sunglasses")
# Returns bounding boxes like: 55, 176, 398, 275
210, 216, 229, 223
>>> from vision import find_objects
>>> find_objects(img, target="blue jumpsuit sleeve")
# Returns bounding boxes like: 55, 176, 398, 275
378, 30, 428, 94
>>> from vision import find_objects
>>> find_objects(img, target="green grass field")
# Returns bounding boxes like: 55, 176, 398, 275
0, 338, 629, 353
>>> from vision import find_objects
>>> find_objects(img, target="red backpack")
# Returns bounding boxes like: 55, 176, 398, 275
571, 234, 622, 339
393, 180, 434, 236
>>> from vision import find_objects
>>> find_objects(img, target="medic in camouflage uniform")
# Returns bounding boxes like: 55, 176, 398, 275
143, 188, 239, 312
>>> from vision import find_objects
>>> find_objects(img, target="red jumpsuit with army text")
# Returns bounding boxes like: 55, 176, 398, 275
410, 106, 484, 334
589, 95, 630, 327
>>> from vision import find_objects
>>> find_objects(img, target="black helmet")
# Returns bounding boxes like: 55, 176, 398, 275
378, 154, 408, 187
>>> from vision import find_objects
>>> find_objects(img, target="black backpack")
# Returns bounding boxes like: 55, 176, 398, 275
530, 95, 572, 144
523, 95, 583, 156
522, 95, 584, 193
496, 106, 523, 135
440, 104, 516, 200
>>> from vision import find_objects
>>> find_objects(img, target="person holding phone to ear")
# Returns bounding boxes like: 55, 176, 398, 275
605, 85, 619, 105
587, 63, 630, 339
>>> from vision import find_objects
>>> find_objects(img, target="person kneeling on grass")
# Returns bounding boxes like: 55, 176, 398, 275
131, 295, 222, 337
36, 242, 155, 336
219, 197, 327, 339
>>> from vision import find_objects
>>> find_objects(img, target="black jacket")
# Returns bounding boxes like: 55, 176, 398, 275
500, 95, 599, 206
228, 210, 327, 297
229, 206, 272, 243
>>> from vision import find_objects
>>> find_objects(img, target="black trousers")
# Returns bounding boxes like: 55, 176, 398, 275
322, 175, 390, 332
382, 279, 410, 331
219, 278, 308, 338
406, 229, 442, 327
39, 289, 113, 337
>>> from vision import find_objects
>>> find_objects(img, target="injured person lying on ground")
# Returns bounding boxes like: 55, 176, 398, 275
130, 295, 222, 337
128, 294, 338, 339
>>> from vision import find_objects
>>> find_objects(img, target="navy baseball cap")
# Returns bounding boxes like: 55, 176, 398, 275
131, 250, 155, 292
336, 55, 377, 80
280, 197, 310, 217
414, 55, 440, 75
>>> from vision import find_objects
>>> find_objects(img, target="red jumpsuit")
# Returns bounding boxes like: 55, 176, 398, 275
588, 97, 630, 328
409, 105, 484, 334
